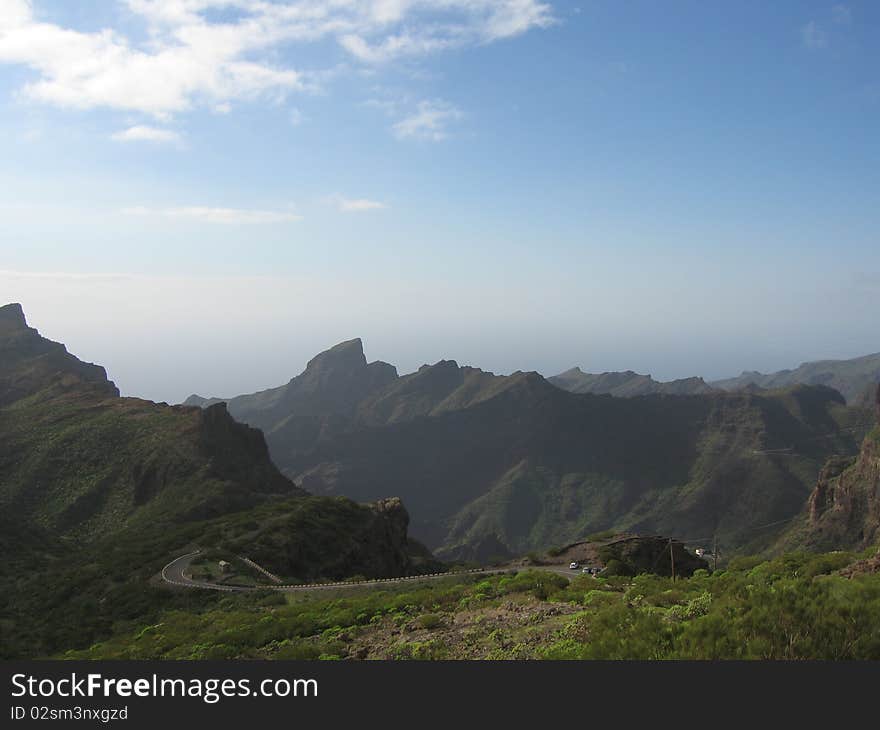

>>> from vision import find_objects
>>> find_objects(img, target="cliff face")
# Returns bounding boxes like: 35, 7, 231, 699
218, 495, 442, 581
798, 386, 880, 551
0, 303, 118, 405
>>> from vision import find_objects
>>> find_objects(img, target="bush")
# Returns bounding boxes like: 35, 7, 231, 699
415, 613, 443, 629
727, 555, 764, 572
602, 559, 631, 577
586, 530, 616, 543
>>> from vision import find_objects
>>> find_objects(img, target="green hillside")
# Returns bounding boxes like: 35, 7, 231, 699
0, 305, 434, 659
62, 547, 880, 660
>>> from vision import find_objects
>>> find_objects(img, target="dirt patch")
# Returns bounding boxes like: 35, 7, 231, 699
344, 594, 584, 660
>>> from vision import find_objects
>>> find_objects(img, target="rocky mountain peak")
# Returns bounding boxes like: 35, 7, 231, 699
301, 338, 367, 381
0, 303, 119, 404
0, 303, 28, 335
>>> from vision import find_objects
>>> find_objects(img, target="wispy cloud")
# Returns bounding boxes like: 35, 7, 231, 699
334, 196, 387, 212
111, 125, 181, 144
393, 99, 463, 141
0, 0, 553, 119
801, 20, 827, 50
832, 5, 852, 25
121, 206, 301, 225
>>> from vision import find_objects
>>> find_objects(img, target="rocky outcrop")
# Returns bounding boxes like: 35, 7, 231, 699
598, 536, 709, 578
801, 418, 880, 550
196, 402, 299, 495
227, 495, 443, 582
839, 550, 880, 578
0, 303, 118, 405
184, 338, 398, 459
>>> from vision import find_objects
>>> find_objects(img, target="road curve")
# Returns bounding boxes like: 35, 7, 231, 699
159, 551, 527, 593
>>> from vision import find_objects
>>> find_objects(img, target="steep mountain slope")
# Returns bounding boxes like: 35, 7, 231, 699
550, 367, 717, 397
294, 380, 870, 559
185, 338, 398, 459
0, 303, 117, 406
713, 352, 880, 404
0, 305, 436, 658
184, 338, 871, 560
779, 385, 880, 553
0, 303, 299, 541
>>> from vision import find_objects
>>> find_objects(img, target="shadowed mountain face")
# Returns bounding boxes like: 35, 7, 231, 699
185, 338, 398, 460
0, 306, 436, 658
713, 353, 880, 404
0, 303, 118, 406
780, 384, 880, 553
0, 303, 300, 539
185, 338, 873, 560
549, 367, 717, 397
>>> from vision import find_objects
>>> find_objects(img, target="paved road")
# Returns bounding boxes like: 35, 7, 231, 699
160, 551, 530, 593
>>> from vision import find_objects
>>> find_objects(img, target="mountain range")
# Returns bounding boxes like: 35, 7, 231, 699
0, 304, 434, 658
549, 368, 717, 397
549, 351, 880, 405
186, 338, 875, 561
711, 352, 880, 404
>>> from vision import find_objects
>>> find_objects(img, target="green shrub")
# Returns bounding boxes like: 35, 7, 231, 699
602, 559, 631, 577
586, 529, 616, 543
415, 613, 443, 630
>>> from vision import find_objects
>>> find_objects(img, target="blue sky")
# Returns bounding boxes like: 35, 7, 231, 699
1, 1, 879, 402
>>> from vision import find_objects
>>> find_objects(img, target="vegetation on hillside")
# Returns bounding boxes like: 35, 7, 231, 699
0, 305, 436, 659
64, 547, 880, 660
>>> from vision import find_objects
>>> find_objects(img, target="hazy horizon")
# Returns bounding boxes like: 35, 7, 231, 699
2, 1, 879, 402
3, 273, 878, 404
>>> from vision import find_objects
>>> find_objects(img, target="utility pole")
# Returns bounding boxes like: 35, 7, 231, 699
713, 535, 718, 572
669, 539, 675, 582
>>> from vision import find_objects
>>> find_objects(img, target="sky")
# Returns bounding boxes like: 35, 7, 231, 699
1, 0, 879, 403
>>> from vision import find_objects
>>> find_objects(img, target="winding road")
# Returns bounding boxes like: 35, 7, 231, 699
160, 551, 530, 593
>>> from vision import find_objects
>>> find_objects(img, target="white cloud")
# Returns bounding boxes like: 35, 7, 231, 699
121, 205, 301, 224
393, 99, 462, 141
831, 5, 852, 25
801, 20, 827, 50
0, 1, 554, 117
111, 125, 181, 143
336, 197, 387, 212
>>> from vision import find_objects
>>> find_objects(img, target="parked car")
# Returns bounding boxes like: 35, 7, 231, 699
569, 562, 579, 570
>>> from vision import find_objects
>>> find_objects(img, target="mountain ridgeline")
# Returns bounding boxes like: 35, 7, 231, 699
549, 367, 717, 397
186, 338, 875, 562
712, 352, 880, 404
0, 305, 435, 659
